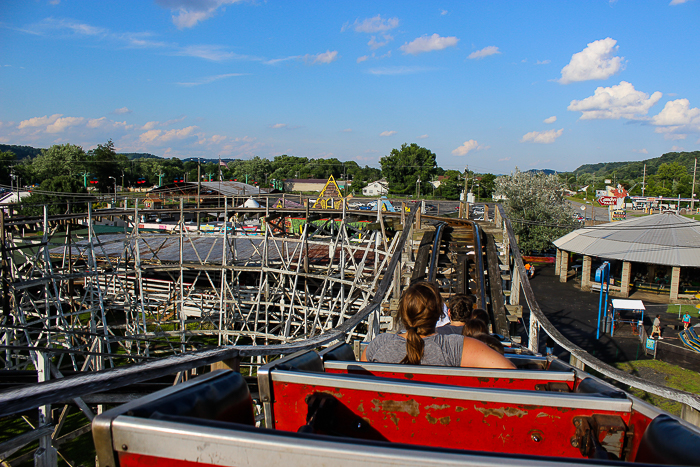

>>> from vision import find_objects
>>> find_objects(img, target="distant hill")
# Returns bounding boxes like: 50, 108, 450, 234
525, 169, 558, 175
0, 145, 163, 161
119, 153, 162, 160
0, 144, 43, 160
573, 151, 700, 179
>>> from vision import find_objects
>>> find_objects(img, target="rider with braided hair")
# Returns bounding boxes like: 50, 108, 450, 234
362, 282, 514, 369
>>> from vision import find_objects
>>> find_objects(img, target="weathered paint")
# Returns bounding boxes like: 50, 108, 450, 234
371, 398, 420, 417
426, 414, 451, 425
424, 404, 450, 410
474, 406, 529, 419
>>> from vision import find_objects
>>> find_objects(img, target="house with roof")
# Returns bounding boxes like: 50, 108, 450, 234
362, 179, 389, 197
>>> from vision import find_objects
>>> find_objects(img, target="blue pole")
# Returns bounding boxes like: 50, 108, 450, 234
596, 273, 605, 339
603, 264, 610, 327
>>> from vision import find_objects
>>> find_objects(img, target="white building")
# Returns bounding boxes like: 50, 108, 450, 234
362, 179, 389, 196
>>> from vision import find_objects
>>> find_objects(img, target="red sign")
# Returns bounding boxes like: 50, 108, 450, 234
597, 196, 617, 206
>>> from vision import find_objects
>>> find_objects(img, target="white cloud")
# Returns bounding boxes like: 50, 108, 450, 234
536, 59, 550, 65
307, 50, 338, 64
267, 51, 338, 66
543, 116, 557, 124
379, 131, 396, 137
342, 128, 352, 132
567, 81, 662, 120
670, 0, 691, 4
559, 37, 624, 84
87, 117, 131, 130
440, 10, 449, 15
30, 18, 107, 37
177, 73, 245, 86
46, 116, 84, 133
345, 15, 399, 33
632, 148, 649, 154
113, 107, 132, 115
400, 34, 459, 55
499, 157, 511, 162
357, 55, 368, 63
671, 145, 685, 151
18, 114, 62, 129
139, 126, 198, 144
418, 134, 429, 139
368, 35, 393, 50
176, 45, 252, 62
651, 99, 700, 140
451, 140, 486, 156
521, 129, 564, 144
155, 0, 245, 29
651, 99, 700, 126
270, 123, 287, 129
467, 46, 500, 60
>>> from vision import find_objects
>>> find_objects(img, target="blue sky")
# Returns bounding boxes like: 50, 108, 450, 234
1, 0, 699, 174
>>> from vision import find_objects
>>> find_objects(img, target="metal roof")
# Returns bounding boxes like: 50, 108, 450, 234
553, 212, 700, 267
150, 182, 268, 197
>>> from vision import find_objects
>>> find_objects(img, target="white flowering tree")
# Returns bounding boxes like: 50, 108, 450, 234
494, 169, 578, 254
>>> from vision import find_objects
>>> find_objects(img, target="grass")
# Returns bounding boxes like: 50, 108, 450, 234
613, 360, 700, 415
665, 304, 700, 316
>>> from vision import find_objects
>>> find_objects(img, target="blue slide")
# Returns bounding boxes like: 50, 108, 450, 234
680, 329, 700, 353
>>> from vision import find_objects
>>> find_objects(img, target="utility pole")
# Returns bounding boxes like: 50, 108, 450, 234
642, 164, 646, 197
692, 158, 697, 212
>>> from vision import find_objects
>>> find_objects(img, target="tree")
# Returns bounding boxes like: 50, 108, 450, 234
495, 169, 578, 254
87, 140, 122, 192
18, 175, 88, 216
32, 144, 87, 182
0, 150, 17, 186
380, 143, 438, 195
437, 170, 463, 200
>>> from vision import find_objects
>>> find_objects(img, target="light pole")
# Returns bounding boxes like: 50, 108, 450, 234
108, 176, 117, 206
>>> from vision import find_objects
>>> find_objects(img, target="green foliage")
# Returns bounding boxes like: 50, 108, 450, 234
435, 170, 463, 200
380, 143, 438, 195
495, 169, 578, 254
0, 150, 17, 185
476, 173, 496, 200
32, 144, 88, 181
19, 175, 89, 216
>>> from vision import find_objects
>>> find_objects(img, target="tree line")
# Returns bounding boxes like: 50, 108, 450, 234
0, 141, 498, 203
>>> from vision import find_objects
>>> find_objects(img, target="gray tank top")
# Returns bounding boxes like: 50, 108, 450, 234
365, 333, 463, 366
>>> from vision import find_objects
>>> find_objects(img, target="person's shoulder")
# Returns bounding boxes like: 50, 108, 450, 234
438, 333, 466, 347
370, 333, 396, 344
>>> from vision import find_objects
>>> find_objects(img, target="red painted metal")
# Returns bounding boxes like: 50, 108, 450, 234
324, 367, 574, 391
272, 380, 631, 459
597, 196, 617, 206
118, 452, 224, 467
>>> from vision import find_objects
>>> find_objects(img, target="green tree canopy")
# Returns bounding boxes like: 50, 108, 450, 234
32, 144, 88, 182
18, 175, 89, 216
495, 169, 578, 254
380, 143, 438, 195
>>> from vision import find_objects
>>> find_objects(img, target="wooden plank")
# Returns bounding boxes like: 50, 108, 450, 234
485, 231, 510, 338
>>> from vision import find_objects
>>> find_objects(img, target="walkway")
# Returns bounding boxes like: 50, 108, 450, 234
528, 263, 681, 364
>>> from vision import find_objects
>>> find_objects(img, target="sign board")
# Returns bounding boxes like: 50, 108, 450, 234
611, 209, 626, 221
597, 196, 617, 206
645, 337, 658, 358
